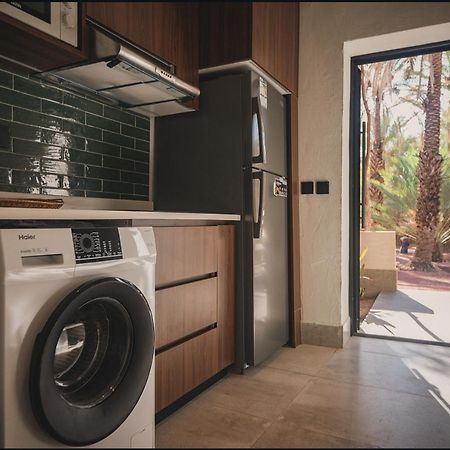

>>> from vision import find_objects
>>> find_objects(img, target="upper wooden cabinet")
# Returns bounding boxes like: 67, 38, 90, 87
86, 2, 199, 88
199, 2, 299, 94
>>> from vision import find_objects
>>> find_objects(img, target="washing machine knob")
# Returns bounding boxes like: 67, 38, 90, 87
80, 233, 95, 253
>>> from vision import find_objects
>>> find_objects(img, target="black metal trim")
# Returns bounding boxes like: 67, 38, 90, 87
349, 39, 450, 343
29, 277, 155, 446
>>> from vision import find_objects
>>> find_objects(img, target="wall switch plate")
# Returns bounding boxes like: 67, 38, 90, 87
0, 124, 10, 148
316, 180, 329, 194
301, 181, 314, 194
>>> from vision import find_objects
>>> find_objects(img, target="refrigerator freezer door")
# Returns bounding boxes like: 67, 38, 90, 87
251, 73, 287, 177
251, 170, 289, 365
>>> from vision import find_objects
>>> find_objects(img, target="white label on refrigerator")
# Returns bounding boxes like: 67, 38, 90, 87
273, 177, 288, 197
259, 77, 268, 109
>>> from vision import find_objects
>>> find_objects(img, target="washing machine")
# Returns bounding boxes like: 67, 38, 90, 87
0, 226, 156, 448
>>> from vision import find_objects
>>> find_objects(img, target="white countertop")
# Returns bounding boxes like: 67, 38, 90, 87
0, 208, 241, 222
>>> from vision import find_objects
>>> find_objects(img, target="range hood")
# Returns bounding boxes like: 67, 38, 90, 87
36, 23, 200, 117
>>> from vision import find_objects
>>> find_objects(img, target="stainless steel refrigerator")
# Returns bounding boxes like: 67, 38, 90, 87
154, 71, 289, 368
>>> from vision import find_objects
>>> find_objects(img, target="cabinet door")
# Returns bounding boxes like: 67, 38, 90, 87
252, 2, 299, 95
153, 226, 218, 287
86, 2, 198, 88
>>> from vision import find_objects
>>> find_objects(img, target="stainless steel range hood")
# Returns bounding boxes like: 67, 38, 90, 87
36, 23, 200, 117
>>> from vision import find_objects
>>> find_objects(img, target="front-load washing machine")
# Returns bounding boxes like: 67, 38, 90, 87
0, 226, 156, 448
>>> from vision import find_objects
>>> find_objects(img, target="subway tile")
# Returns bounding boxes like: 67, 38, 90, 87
86, 191, 121, 199
103, 130, 134, 149
0, 86, 41, 110
121, 123, 149, 141
14, 107, 63, 130
135, 138, 149, 152
0, 183, 40, 194
41, 158, 84, 177
62, 148, 102, 166
0, 104, 11, 121
86, 113, 120, 133
85, 165, 119, 181
103, 155, 134, 171
134, 184, 149, 197
103, 180, 134, 194
135, 116, 150, 130
14, 76, 63, 102
8, 122, 42, 141
11, 170, 41, 188
86, 139, 120, 157
41, 129, 85, 151
134, 161, 150, 173
121, 170, 149, 185
0, 70, 13, 88
42, 100, 85, 123
121, 147, 149, 162
63, 121, 102, 140
104, 105, 135, 126
61, 176, 101, 192
13, 139, 62, 160
0, 167, 12, 184
40, 173, 60, 188
0, 151, 39, 172
41, 187, 85, 197
63, 93, 103, 115
120, 193, 148, 201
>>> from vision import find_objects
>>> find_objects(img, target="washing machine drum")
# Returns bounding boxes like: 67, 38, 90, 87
29, 277, 155, 446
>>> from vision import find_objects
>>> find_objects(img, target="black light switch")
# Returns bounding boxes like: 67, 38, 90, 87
0, 124, 10, 149
301, 181, 314, 195
316, 181, 329, 194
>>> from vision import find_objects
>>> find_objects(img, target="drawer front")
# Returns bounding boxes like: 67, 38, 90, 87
155, 277, 218, 349
154, 226, 218, 287
155, 328, 219, 412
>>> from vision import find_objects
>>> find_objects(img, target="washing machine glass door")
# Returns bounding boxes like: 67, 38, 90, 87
30, 277, 155, 446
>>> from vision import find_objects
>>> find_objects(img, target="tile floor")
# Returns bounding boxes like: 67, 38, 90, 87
156, 337, 450, 448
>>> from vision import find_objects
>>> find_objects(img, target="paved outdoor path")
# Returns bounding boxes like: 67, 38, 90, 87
360, 288, 450, 343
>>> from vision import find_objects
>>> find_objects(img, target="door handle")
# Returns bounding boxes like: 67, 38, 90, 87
252, 97, 266, 164
252, 171, 265, 239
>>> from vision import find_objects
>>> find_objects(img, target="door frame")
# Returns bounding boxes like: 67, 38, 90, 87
342, 21, 450, 338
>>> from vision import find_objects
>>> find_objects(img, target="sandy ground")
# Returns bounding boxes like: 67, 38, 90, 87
396, 248, 450, 291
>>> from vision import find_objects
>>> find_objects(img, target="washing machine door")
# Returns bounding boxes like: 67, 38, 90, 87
29, 277, 155, 446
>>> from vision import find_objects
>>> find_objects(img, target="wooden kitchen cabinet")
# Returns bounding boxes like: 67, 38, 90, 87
153, 225, 235, 413
85, 2, 199, 88
199, 2, 299, 94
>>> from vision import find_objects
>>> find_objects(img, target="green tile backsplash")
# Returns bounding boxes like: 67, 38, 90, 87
0, 64, 150, 201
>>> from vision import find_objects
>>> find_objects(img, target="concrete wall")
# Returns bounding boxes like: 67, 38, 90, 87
298, 2, 450, 346
360, 231, 396, 271
360, 231, 397, 297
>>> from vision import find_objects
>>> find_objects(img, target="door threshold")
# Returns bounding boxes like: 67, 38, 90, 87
354, 331, 450, 348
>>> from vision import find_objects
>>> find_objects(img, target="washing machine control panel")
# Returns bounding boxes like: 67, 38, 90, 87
72, 228, 122, 264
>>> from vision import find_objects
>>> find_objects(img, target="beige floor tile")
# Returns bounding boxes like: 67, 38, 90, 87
193, 366, 312, 420
252, 420, 377, 448
263, 344, 336, 376
156, 402, 272, 448
317, 347, 432, 397
283, 378, 450, 448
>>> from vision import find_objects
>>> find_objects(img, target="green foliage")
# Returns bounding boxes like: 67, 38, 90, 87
359, 246, 369, 298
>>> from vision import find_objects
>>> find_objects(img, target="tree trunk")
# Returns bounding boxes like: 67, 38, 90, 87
369, 92, 385, 215
412, 53, 443, 271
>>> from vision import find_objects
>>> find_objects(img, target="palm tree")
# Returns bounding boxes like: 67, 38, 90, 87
411, 52, 443, 271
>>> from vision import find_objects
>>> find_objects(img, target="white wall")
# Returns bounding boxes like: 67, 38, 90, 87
298, 2, 450, 332
360, 231, 396, 271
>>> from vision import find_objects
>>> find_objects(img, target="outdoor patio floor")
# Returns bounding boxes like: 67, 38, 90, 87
360, 287, 450, 343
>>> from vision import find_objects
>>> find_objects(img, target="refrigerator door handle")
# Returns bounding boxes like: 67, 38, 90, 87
252, 97, 267, 164
252, 171, 265, 239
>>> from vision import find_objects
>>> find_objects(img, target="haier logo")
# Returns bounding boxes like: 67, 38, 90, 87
18, 234, 35, 240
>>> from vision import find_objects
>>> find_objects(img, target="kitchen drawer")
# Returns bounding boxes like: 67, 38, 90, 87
155, 277, 218, 349
155, 328, 219, 412
154, 226, 218, 287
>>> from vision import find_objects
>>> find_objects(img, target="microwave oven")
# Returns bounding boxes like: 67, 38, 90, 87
0, 2, 78, 47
